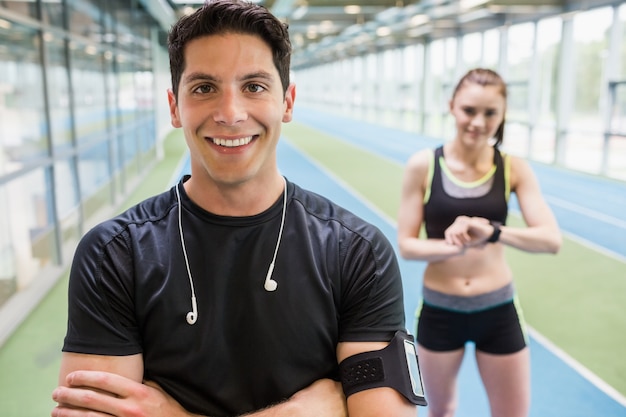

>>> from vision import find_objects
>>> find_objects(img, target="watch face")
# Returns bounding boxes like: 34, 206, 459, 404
403, 339, 426, 398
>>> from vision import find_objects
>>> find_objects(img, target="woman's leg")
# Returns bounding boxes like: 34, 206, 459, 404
475, 347, 530, 417
417, 345, 466, 417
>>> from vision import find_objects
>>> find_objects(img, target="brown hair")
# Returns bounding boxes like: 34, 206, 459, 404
167, 0, 292, 98
452, 68, 507, 148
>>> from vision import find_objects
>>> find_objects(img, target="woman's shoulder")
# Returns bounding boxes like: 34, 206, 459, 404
406, 147, 435, 172
503, 151, 537, 190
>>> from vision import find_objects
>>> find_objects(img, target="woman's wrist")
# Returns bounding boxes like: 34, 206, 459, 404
487, 221, 502, 243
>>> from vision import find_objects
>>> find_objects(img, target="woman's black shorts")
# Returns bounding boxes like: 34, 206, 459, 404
416, 300, 528, 354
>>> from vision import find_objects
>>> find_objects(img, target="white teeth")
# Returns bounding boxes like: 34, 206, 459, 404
211, 136, 253, 147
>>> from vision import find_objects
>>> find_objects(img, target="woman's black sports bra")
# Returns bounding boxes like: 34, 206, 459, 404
423, 146, 509, 239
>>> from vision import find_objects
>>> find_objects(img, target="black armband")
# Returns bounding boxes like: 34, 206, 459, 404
339, 330, 427, 406
487, 220, 502, 243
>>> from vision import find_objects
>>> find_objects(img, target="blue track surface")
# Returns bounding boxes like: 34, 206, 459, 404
174, 108, 626, 415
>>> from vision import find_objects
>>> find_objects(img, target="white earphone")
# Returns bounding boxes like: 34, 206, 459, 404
263, 177, 287, 292
176, 178, 288, 325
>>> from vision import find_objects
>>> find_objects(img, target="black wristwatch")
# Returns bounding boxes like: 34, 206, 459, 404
487, 220, 502, 243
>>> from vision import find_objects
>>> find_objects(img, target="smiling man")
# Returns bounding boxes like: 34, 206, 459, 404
51, 1, 421, 416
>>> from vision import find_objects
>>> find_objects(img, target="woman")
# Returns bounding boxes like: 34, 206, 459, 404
397, 68, 561, 417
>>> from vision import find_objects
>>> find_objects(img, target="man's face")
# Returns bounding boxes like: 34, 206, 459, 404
168, 33, 295, 187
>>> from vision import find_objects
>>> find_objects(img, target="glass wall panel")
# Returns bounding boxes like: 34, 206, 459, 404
531, 17, 562, 163
0, 183, 15, 307
443, 37, 457, 84
0, 0, 38, 19
78, 141, 110, 216
44, 32, 74, 151
619, 4, 626, 79
42, 0, 66, 28
0, 0, 164, 323
71, 41, 107, 145
507, 23, 535, 81
441, 38, 458, 138
425, 39, 445, 138
569, 7, 613, 174
412, 43, 425, 132
483, 28, 500, 69
5, 169, 57, 289
364, 53, 377, 121
462, 32, 482, 69
67, 0, 103, 39
53, 157, 82, 256
349, 56, 364, 118
0, 21, 47, 175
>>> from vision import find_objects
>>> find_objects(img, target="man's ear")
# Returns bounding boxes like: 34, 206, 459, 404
168, 89, 182, 128
282, 83, 296, 123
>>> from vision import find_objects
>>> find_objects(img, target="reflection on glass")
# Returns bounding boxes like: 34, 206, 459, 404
0, 22, 48, 175
44, 33, 74, 150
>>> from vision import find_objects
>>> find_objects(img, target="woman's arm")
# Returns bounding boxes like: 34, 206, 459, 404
501, 156, 562, 253
397, 150, 465, 262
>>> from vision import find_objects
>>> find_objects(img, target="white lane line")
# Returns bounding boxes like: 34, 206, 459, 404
546, 196, 626, 229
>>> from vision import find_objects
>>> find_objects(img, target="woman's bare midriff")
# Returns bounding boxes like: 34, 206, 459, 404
423, 244, 513, 296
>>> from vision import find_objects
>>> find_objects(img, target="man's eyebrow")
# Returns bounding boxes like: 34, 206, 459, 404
242, 71, 274, 82
182, 71, 275, 85
183, 72, 217, 84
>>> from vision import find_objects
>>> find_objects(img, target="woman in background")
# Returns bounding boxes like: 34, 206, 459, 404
397, 68, 561, 417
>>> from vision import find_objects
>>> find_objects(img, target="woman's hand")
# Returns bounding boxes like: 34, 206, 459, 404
445, 216, 493, 248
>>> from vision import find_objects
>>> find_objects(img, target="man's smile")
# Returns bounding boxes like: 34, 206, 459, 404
209, 136, 255, 147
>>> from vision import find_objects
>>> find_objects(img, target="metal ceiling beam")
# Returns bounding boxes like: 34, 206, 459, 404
138, 0, 177, 32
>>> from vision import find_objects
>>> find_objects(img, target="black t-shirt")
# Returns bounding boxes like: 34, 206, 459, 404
63, 177, 406, 416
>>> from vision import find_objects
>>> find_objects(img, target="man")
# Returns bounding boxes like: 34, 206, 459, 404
51, 1, 420, 416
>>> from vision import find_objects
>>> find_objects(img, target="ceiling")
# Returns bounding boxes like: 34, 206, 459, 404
152, 0, 618, 68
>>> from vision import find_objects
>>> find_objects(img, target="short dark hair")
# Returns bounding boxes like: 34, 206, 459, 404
452, 68, 507, 148
168, 0, 292, 98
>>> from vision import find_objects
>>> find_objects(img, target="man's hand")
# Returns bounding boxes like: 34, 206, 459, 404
275, 379, 347, 417
52, 371, 346, 417
51, 371, 199, 417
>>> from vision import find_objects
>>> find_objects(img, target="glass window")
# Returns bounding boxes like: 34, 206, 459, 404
483, 28, 500, 69
426, 39, 446, 138
4, 169, 57, 288
67, 0, 103, 39
619, 4, 626, 79
507, 22, 535, 80
443, 37, 457, 82
70, 41, 107, 145
507, 82, 529, 123
53, 158, 81, 253
568, 7, 613, 173
572, 7, 612, 116
54, 159, 79, 220
42, 0, 66, 28
0, 21, 48, 175
462, 32, 482, 69
44, 32, 74, 151
0, 183, 16, 307
0, 1, 38, 20
78, 141, 110, 200
531, 17, 562, 162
